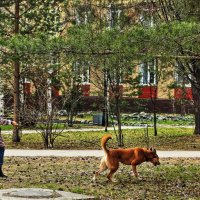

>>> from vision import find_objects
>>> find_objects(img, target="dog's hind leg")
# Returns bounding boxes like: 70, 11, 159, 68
107, 160, 119, 183
106, 158, 119, 182
107, 167, 118, 183
93, 157, 108, 181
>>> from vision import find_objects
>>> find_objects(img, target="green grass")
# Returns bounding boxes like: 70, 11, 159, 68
2, 127, 200, 150
0, 125, 13, 131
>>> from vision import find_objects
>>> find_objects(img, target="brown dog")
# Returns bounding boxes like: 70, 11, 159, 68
93, 134, 160, 182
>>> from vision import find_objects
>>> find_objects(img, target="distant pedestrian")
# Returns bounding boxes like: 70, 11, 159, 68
0, 117, 18, 178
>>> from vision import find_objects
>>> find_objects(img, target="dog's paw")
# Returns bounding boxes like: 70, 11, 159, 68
130, 173, 142, 180
130, 173, 138, 177
137, 176, 143, 181
110, 178, 117, 183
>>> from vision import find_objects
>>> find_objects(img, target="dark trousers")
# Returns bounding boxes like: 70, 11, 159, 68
0, 147, 5, 166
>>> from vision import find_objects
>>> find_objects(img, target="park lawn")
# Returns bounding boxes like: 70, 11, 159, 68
0, 157, 199, 200
2, 127, 200, 150
1, 127, 200, 199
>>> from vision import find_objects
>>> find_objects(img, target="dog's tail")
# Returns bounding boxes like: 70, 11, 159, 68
101, 134, 112, 154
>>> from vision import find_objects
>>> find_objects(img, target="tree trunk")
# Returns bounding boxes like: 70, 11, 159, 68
68, 110, 73, 127
44, 135, 49, 149
115, 96, 123, 147
103, 68, 108, 131
191, 84, 200, 135
151, 90, 158, 136
13, 0, 20, 142
153, 109, 157, 136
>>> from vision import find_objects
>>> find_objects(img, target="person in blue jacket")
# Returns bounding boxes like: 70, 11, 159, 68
0, 117, 18, 178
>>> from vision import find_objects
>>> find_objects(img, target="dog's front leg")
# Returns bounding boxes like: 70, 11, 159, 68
131, 159, 142, 179
131, 164, 139, 178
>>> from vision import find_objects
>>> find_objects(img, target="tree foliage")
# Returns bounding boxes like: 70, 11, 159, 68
0, 0, 200, 146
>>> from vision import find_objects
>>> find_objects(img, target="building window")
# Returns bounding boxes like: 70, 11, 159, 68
81, 65, 90, 84
175, 72, 191, 87
139, 14, 154, 27
108, 4, 122, 28
140, 60, 156, 85
174, 71, 192, 100
75, 5, 93, 25
73, 62, 90, 96
73, 62, 90, 84
138, 2, 155, 28
108, 68, 123, 84
139, 60, 157, 99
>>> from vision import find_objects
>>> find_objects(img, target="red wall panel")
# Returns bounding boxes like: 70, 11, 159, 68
81, 84, 90, 96
174, 87, 192, 100
138, 86, 157, 99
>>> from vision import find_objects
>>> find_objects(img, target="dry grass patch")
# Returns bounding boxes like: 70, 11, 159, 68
0, 157, 199, 199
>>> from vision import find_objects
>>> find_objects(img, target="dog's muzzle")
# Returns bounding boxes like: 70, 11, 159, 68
154, 161, 160, 166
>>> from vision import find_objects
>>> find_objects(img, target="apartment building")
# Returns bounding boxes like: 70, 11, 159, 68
66, 1, 193, 101
0, 0, 193, 114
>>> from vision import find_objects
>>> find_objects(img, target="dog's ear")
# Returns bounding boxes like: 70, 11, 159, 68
150, 148, 157, 153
